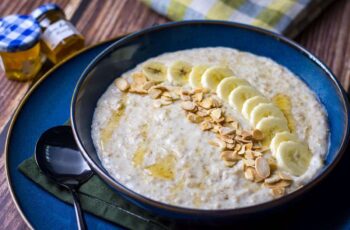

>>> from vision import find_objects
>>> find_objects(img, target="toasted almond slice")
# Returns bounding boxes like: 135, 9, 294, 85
243, 158, 255, 167
197, 109, 209, 117
181, 101, 197, 111
132, 72, 148, 84
142, 81, 156, 90
264, 180, 291, 189
224, 160, 237, 167
231, 121, 239, 130
115, 78, 130, 92
213, 138, 227, 150
271, 187, 285, 197
245, 142, 253, 150
220, 151, 241, 161
245, 150, 254, 159
181, 94, 192, 101
278, 171, 293, 181
200, 98, 212, 109
219, 135, 234, 144
211, 98, 222, 108
200, 121, 213, 131
192, 92, 204, 102
234, 143, 242, 152
238, 145, 246, 155
268, 158, 278, 171
219, 127, 235, 136
253, 151, 263, 157
161, 98, 173, 106
226, 143, 235, 150
252, 129, 264, 141
129, 87, 148, 94
264, 174, 282, 184
225, 116, 235, 123
241, 130, 253, 140
148, 88, 163, 99
152, 85, 169, 91
255, 157, 270, 179
244, 167, 255, 181
187, 113, 203, 123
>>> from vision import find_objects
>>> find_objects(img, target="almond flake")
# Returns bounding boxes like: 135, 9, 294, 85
181, 94, 192, 101
192, 92, 203, 102
181, 101, 197, 111
268, 158, 278, 171
115, 78, 130, 92
142, 81, 156, 90
238, 145, 246, 155
187, 113, 203, 123
255, 157, 270, 179
271, 187, 285, 197
148, 88, 163, 99
243, 158, 255, 167
219, 127, 235, 136
219, 135, 234, 144
132, 72, 147, 84
234, 144, 242, 152
220, 151, 241, 161
241, 130, 253, 140
264, 180, 291, 189
231, 121, 239, 130
244, 168, 255, 181
245, 150, 254, 159
264, 174, 282, 184
211, 97, 222, 108
226, 143, 235, 150
225, 116, 235, 123
224, 160, 237, 167
152, 85, 169, 91
245, 142, 253, 150
200, 98, 212, 109
213, 138, 227, 150
278, 171, 293, 181
200, 121, 213, 131
210, 108, 222, 120
252, 129, 264, 141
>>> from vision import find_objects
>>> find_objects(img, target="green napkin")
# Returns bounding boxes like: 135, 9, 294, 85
18, 156, 175, 230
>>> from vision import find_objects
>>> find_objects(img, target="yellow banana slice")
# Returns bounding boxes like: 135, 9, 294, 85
242, 96, 269, 120
189, 65, 209, 88
250, 103, 286, 126
276, 141, 312, 176
201, 66, 233, 91
216, 76, 249, 101
228, 85, 261, 112
142, 61, 167, 82
255, 117, 289, 146
270, 131, 298, 156
168, 61, 192, 85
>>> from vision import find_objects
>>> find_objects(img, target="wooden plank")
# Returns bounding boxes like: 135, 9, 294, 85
0, 0, 349, 229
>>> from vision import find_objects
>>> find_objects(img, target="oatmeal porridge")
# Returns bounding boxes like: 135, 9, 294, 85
91, 47, 328, 209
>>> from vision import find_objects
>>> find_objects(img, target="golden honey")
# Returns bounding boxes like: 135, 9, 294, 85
32, 4, 85, 64
0, 43, 41, 81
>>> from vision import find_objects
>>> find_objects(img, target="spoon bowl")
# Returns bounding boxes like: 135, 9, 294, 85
35, 125, 92, 230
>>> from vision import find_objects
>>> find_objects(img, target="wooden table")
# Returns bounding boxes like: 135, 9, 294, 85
0, 0, 349, 228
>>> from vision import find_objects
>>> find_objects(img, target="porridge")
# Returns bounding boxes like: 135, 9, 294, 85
91, 47, 328, 209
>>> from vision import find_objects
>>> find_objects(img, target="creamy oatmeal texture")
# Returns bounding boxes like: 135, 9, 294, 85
92, 47, 328, 209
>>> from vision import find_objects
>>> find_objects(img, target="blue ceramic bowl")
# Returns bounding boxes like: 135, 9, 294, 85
71, 21, 350, 220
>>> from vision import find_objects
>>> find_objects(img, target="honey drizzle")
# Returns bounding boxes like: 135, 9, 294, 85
145, 154, 176, 180
100, 94, 127, 150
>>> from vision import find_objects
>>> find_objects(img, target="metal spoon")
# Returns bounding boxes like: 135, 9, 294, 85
35, 126, 92, 230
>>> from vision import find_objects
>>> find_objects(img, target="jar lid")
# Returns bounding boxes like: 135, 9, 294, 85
0, 15, 41, 52
31, 3, 62, 20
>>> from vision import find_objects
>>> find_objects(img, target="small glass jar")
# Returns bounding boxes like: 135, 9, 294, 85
0, 15, 42, 81
31, 3, 85, 64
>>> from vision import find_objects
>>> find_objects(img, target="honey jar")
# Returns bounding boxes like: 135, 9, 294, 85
31, 3, 85, 64
0, 15, 42, 81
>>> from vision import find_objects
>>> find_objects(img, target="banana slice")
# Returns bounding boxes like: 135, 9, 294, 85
270, 131, 298, 156
242, 96, 269, 120
216, 76, 249, 101
142, 61, 167, 82
228, 85, 261, 112
168, 61, 192, 85
276, 141, 312, 176
272, 94, 296, 133
201, 67, 233, 91
189, 65, 209, 88
256, 117, 289, 146
250, 103, 286, 126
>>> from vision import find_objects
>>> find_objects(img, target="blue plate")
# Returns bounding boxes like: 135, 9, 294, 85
5, 29, 350, 229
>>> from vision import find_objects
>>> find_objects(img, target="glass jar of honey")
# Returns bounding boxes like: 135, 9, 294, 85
31, 3, 85, 64
0, 15, 42, 81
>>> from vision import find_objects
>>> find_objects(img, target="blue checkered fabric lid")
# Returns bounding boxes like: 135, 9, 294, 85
31, 3, 61, 20
0, 15, 41, 52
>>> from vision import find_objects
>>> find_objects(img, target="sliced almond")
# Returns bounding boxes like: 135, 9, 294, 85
187, 113, 203, 123
225, 116, 235, 123
192, 92, 203, 102
243, 158, 255, 167
278, 171, 293, 181
244, 167, 255, 181
264, 174, 282, 184
219, 127, 235, 136
245, 142, 253, 150
132, 72, 147, 84
211, 97, 222, 108
142, 81, 156, 90
245, 150, 254, 159
264, 180, 291, 189
115, 78, 130, 92
268, 158, 278, 171
252, 129, 264, 141
213, 138, 227, 150
224, 160, 237, 167
181, 101, 197, 111
241, 130, 252, 140
219, 135, 234, 144
255, 157, 270, 179
148, 88, 163, 99
220, 151, 241, 161
181, 94, 192, 101
226, 143, 235, 150
271, 187, 285, 197
200, 98, 212, 109
200, 121, 213, 131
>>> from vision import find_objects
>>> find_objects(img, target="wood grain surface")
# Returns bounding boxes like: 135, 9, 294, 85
0, 0, 349, 229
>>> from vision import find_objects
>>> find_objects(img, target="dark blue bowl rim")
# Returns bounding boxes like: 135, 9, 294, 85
71, 20, 350, 217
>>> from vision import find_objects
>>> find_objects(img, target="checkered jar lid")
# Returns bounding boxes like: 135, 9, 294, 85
31, 3, 62, 20
0, 15, 41, 52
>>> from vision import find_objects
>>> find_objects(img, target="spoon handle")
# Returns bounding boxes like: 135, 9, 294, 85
71, 188, 87, 230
